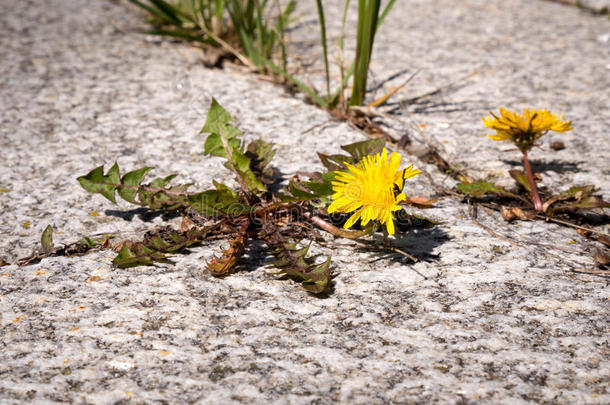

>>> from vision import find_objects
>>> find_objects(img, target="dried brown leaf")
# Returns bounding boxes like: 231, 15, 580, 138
206, 220, 249, 276
180, 215, 197, 232
594, 250, 610, 267
501, 206, 536, 221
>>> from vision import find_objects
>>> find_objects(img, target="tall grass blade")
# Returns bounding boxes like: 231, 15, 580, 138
265, 59, 328, 108
315, 0, 331, 104
349, 0, 380, 106
330, 0, 352, 109
274, 0, 288, 73
148, 0, 187, 23
128, 0, 178, 24
377, 0, 396, 31
146, 28, 210, 43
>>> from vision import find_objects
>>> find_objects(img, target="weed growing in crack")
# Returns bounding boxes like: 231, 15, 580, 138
128, 0, 400, 112
128, 0, 295, 72
15, 100, 434, 294
456, 108, 608, 225
483, 107, 573, 212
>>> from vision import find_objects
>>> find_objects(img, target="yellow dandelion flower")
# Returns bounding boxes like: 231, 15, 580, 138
327, 148, 421, 235
483, 107, 572, 151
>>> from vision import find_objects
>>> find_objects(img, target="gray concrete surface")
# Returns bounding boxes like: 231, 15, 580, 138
1, 0, 608, 404
563, 0, 609, 11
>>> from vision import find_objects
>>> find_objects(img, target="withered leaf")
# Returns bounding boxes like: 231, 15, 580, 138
207, 220, 249, 276
501, 206, 536, 221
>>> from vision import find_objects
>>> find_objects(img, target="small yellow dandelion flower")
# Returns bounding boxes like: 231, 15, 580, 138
483, 107, 572, 151
327, 148, 421, 235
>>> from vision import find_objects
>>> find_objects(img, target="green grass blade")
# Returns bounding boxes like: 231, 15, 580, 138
145, 28, 212, 43
254, 0, 266, 58
128, 0, 179, 25
147, 0, 183, 24
214, 0, 226, 32
239, 28, 263, 68
350, 0, 367, 106
349, 0, 381, 106
330, 63, 354, 107
331, 0, 352, 109
315, 0, 331, 104
265, 59, 328, 108
377, 0, 396, 31
274, 0, 287, 72
149, 0, 197, 23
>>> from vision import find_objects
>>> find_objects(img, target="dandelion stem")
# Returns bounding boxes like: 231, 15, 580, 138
305, 214, 373, 239
522, 150, 543, 212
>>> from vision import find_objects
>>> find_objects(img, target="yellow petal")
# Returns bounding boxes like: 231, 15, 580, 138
488, 133, 510, 141
402, 165, 421, 180
385, 217, 395, 235
344, 210, 362, 229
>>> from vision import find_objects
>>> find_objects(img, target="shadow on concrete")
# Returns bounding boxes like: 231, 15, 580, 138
393, 226, 450, 262
394, 98, 493, 115
501, 159, 582, 174
104, 207, 181, 222
354, 226, 451, 269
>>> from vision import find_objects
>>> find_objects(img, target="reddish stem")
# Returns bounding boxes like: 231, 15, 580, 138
303, 213, 375, 239
522, 150, 543, 212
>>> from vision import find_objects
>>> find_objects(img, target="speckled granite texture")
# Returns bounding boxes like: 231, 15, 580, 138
558, 0, 610, 12
1, 0, 608, 404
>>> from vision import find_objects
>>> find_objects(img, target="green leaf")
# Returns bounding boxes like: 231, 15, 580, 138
287, 173, 335, 201
229, 148, 265, 192
79, 163, 188, 210
103, 163, 121, 202
200, 99, 265, 194
301, 257, 331, 293
574, 196, 610, 209
341, 138, 385, 161
113, 243, 165, 268
41, 225, 53, 254
113, 244, 142, 268
77, 163, 121, 203
246, 139, 276, 171
201, 98, 243, 158
76, 237, 100, 248
270, 241, 331, 294
288, 182, 318, 200
118, 167, 153, 203
560, 185, 596, 198
544, 185, 610, 213
303, 179, 334, 197
245, 139, 279, 185
456, 181, 524, 201
111, 226, 218, 269
508, 170, 531, 193
188, 189, 251, 217
212, 180, 238, 197
202, 98, 238, 137
317, 152, 353, 171
204, 133, 241, 158
135, 174, 189, 210
149, 174, 178, 189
